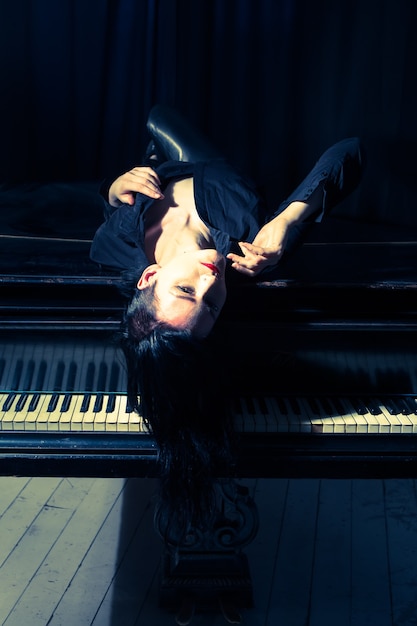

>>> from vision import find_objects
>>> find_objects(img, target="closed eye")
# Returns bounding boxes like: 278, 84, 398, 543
176, 286, 220, 318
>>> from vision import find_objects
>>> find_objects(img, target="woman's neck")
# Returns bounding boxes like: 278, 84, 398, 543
154, 225, 210, 265
144, 177, 213, 265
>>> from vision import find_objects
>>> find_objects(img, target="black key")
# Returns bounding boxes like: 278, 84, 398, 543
61, 394, 72, 413
28, 394, 40, 411
362, 397, 382, 416
81, 395, 91, 412
403, 396, 417, 415
289, 397, 301, 415
321, 397, 333, 415
396, 397, 412, 415
258, 396, 269, 414
106, 395, 116, 413
307, 397, 320, 415
15, 394, 28, 412
93, 394, 103, 412
275, 397, 287, 415
47, 394, 59, 412
2, 393, 16, 411
383, 397, 401, 415
244, 397, 255, 414
332, 397, 346, 415
349, 397, 367, 415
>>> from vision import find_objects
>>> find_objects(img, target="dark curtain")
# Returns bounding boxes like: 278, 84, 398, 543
0, 0, 416, 227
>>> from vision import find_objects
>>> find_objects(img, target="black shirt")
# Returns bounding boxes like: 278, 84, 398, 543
90, 158, 265, 272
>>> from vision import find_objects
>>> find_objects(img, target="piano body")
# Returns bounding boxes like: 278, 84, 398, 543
1, 202, 417, 479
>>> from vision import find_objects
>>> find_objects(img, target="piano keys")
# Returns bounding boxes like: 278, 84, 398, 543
232, 394, 417, 434
1, 388, 417, 434
1, 291, 417, 435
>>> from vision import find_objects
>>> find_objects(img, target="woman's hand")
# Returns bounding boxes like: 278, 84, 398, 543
227, 215, 291, 277
227, 200, 315, 277
108, 166, 164, 207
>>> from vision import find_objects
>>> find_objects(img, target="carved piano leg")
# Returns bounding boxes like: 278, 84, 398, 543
154, 478, 259, 624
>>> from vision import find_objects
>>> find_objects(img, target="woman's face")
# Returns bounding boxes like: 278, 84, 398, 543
137, 249, 227, 337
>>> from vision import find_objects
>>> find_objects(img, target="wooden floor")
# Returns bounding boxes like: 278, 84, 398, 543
1, 476, 417, 626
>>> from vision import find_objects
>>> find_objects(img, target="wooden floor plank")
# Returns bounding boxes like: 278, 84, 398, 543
351, 480, 392, 626
2, 476, 417, 625
245, 478, 289, 626
267, 478, 320, 626
0, 476, 31, 517
0, 477, 63, 568
4, 477, 125, 626
29, 478, 127, 626
0, 477, 95, 624
384, 479, 417, 626
44, 479, 157, 626
92, 478, 162, 626
308, 479, 352, 626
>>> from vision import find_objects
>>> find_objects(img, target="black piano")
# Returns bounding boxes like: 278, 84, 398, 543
2, 183, 417, 617
1, 178, 417, 480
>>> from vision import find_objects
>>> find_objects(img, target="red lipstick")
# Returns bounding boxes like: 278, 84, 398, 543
200, 262, 221, 276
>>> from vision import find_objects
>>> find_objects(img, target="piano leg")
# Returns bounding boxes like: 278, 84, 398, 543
155, 478, 259, 622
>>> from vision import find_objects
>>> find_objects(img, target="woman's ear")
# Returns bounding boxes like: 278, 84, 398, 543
136, 264, 160, 290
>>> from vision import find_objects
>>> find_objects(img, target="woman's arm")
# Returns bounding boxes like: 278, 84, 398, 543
227, 199, 317, 277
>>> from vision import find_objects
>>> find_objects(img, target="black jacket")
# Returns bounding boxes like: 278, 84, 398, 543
90, 138, 363, 272
90, 158, 264, 272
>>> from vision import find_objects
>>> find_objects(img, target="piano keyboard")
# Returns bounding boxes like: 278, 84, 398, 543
1, 391, 417, 433
233, 394, 417, 434
0, 392, 143, 432
1, 333, 417, 434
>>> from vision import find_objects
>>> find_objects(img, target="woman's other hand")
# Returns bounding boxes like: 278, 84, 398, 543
227, 216, 291, 277
108, 167, 164, 207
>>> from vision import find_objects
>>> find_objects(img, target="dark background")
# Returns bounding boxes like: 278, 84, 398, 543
0, 0, 416, 230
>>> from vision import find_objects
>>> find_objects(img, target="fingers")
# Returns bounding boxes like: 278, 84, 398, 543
127, 167, 164, 199
109, 166, 165, 206
117, 191, 136, 206
227, 242, 267, 277
237, 241, 266, 257
228, 261, 257, 277
227, 241, 280, 277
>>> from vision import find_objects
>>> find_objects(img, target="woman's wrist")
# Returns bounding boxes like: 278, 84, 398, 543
276, 201, 312, 226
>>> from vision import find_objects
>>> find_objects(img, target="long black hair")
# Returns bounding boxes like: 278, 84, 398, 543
119, 278, 233, 532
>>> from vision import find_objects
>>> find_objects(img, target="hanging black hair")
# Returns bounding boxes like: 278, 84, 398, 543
119, 280, 233, 533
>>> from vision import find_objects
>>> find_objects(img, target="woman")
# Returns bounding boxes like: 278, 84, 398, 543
90, 121, 364, 527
